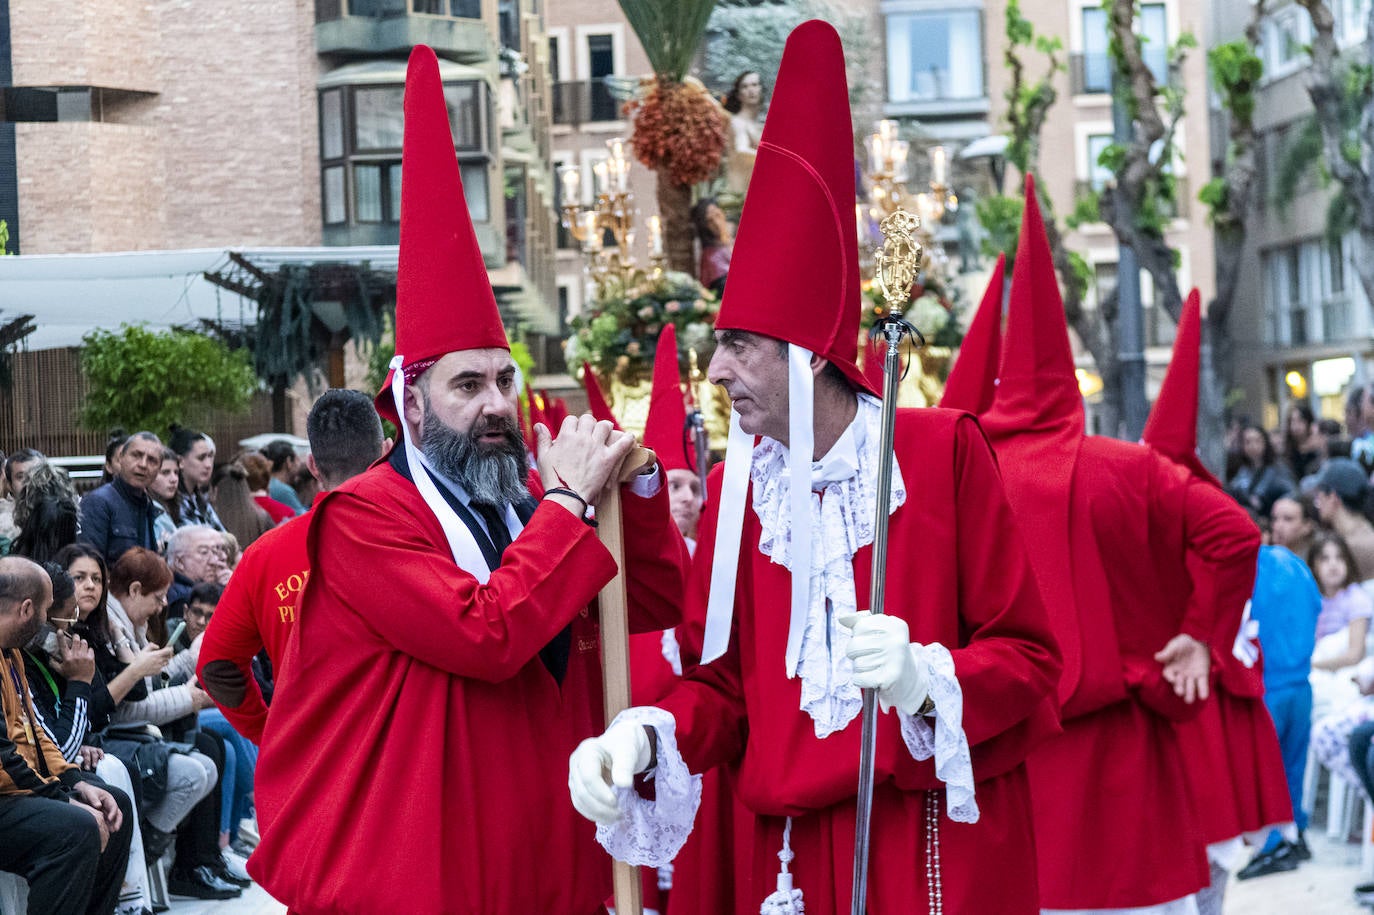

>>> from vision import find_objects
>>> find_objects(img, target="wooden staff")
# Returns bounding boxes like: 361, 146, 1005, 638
597, 444, 656, 915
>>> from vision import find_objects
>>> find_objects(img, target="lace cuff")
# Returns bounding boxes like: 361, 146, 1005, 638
594, 707, 703, 866
896, 643, 979, 823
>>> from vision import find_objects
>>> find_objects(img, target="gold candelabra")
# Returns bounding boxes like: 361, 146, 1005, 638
857, 120, 959, 274
559, 137, 666, 300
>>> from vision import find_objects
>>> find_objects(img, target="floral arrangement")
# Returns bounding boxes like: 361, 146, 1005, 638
624, 77, 729, 186
861, 272, 966, 350
565, 271, 718, 381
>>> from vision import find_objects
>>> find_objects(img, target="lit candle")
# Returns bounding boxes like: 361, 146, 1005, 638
648, 214, 663, 256
878, 119, 898, 142
867, 133, 885, 176
615, 157, 630, 193
930, 146, 948, 186
855, 203, 865, 244
592, 160, 609, 194
607, 136, 626, 162
891, 139, 910, 183
559, 166, 580, 206
581, 211, 602, 251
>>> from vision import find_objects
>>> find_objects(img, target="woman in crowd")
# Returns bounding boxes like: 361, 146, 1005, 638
104, 547, 245, 900
692, 196, 732, 295
23, 562, 153, 915
149, 447, 183, 552
211, 460, 273, 549
1271, 493, 1319, 563
1285, 403, 1321, 479
1228, 423, 1296, 520
9, 462, 79, 563
240, 452, 294, 525
169, 426, 224, 530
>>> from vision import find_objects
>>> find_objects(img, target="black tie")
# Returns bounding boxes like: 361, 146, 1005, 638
473, 502, 571, 683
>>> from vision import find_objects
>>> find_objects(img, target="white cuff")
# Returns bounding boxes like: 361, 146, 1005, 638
896, 643, 979, 823
629, 465, 663, 498
594, 707, 703, 867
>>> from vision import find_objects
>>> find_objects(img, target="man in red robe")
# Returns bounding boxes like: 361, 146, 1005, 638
568, 22, 1061, 914
197, 388, 385, 743
247, 46, 687, 915
950, 177, 1261, 913
1140, 290, 1288, 912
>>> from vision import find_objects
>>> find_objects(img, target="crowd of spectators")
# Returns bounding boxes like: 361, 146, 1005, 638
0, 423, 323, 914
1229, 382, 1374, 888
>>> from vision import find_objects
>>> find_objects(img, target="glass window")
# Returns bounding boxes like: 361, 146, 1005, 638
450, 0, 481, 16
444, 82, 482, 149
1081, 7, 1111, 93
462, 162, 490, 222
323, 166, 346, 225
320, 89, 344, 160
354, 87, 405, 151
387, 163, 403, 223
1139, 4, 1168, 84
886, 10, 984, 103
356, 164, 383, 223
1087, 134, 1114, 191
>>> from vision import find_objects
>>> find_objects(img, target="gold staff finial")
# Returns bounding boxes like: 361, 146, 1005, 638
874, 209, 923, 315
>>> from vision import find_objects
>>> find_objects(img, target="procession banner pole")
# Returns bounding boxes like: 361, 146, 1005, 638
851, 210, 924, 915
598, 443, 656, 915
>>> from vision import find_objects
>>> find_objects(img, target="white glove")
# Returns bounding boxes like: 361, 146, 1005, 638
840, 611, 931, 715
568, 718, 654, 824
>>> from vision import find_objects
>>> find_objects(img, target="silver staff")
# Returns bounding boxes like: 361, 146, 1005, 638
851, 208, 924, 915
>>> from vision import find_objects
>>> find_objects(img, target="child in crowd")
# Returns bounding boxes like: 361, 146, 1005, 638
1309, 532, 1373, 718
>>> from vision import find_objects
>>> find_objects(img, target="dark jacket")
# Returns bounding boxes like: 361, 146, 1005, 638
79, 477, 157, 564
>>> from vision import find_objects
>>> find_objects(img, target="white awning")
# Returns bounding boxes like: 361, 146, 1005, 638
316, 59, 492, 90
0, 245, 399, 350
959, 134, 1009, 160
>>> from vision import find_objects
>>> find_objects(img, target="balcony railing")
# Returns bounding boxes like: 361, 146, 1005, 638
316, 0, 480, 23
551, 79, 620, 127
1069, 50, 1170, 95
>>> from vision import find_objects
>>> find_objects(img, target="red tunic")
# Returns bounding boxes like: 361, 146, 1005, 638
249, 454, 688, 915
657, 410, 1061, 914
1020, 438, 1253, 909
197, 512, 310, 743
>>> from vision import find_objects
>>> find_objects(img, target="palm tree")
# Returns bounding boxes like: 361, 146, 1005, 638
618, 0, 724, 274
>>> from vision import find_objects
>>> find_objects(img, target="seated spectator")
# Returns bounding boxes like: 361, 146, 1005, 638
164, 526, 229, 622
1271, 493, 1318, 563
0, 555, 134, 915
79, 432, 161, 565
261, 440, 308, 517
179, 582, 223, 650
24, 563, 152, 914
148, 447, 182, 553
11, 462, 80, 564
1311, 531, 1373, 674
220, 531, 242, 573
1313, 458, 1374, 582
102, 548, 242, 900
240, 452, 294, 525
211, 462, 271, 550
168, 427, 223, 531
1228, 424, 1296, 520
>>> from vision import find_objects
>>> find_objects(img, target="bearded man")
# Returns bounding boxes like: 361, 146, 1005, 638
247, 46, 687, 915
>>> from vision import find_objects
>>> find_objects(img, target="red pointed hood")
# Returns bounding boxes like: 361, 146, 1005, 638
581, 363, 621, 429
375, 45, 508, 424
939, 253, 1005, 414
713, 20, 872, 395
1142, 289, 1218, 486
981, 175, 1083, 443
642, 325, 694, 474
542, 393, 569, 431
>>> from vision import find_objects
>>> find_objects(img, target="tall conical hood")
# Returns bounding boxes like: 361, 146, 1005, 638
581, 363, 621, 429
1142, 288, 1218, 485
375, 45, 508, 424
713, 20, 872, 394
642, 325, 694, 474
939, 253, 1005, 414
981, 175, 1084, 442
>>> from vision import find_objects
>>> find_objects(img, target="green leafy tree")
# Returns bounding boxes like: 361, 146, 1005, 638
0, 220, 10, 255
80, 325, 258, 434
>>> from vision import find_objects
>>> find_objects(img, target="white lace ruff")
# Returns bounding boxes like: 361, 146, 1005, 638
897, 644, 979, 823
594, 707, 702, 867
751, 394, 906, 737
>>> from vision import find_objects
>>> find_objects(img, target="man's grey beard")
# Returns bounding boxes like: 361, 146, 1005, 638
419, 400, 530, 507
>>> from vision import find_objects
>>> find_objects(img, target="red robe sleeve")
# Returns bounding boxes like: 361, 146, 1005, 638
198, 555, 271, 743
945, 414, 1063, 748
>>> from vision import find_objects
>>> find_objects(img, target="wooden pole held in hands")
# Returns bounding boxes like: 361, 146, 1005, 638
597, 444, 655, 915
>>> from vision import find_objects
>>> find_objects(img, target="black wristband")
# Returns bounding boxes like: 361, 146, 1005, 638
544, 487, 591, 522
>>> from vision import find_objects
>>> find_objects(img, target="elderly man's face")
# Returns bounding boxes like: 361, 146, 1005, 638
174, 531, 227, 584
708, 329, 791, 443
